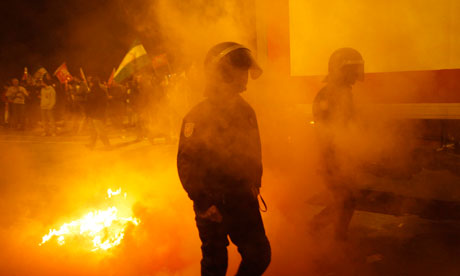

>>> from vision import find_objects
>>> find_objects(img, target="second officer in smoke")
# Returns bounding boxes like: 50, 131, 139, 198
310, 48, 365, 241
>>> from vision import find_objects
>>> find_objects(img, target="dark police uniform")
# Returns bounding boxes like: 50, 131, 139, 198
311, 83, 357, 240
177, 94, 271, 276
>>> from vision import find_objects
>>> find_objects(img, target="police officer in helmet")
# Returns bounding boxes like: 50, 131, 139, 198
310, 47, 364, 240
177, 42, 271, 276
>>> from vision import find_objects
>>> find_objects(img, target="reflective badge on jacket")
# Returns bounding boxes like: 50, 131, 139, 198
184, 122, 195, 138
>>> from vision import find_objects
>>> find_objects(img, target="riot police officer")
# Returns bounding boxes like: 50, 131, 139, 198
177, 42, 271, 276
310, 48, 365, 240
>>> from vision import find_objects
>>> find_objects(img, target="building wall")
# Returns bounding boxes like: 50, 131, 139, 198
258, 0, 460, 104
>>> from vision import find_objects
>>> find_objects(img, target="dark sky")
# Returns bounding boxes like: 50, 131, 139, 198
0, 0, 162, 83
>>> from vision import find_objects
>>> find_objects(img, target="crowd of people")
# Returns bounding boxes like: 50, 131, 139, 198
0, 70, 194, 147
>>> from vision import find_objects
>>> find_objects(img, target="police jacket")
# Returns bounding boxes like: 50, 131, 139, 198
177, 94, 262, 210
312, 83, 354, 127
312, 83, 355, 176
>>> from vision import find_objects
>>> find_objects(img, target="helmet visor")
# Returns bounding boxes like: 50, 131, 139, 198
210, 45, 263, 79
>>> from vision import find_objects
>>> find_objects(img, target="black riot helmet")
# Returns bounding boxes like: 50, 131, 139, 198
326, 47, 364, 85
204, 42, 263, 81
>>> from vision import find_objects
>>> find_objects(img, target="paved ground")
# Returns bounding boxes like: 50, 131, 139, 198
0, 128, 459, 275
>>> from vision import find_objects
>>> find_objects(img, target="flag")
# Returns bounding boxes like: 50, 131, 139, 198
54, 62, 73, 83
114, 39, 151, 83
107, 68, 115, 87
152, 53, 168, 69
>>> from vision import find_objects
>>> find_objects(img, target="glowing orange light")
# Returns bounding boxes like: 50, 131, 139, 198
39, 188, 140, 251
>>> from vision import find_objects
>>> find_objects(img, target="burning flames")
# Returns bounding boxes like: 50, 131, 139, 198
39, 188, 140, 251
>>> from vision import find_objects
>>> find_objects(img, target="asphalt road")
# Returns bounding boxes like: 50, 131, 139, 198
0, 128, 459, 276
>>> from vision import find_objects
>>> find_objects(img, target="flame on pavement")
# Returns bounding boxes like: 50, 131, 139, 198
39, 188, 140, 251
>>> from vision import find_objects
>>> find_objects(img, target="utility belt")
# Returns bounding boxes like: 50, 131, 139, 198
204, 188, 268, 213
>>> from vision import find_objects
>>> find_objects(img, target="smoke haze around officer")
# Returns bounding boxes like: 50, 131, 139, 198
1, 1, 458, 276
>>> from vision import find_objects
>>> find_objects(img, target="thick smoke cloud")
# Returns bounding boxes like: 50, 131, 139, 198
1, 0, 459, 275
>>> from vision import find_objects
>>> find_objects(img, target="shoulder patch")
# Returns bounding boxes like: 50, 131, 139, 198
183, 122, 195, 138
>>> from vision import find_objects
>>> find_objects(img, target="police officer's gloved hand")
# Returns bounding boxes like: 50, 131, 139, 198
193, 192, 215, 212
198, 205, 223, 223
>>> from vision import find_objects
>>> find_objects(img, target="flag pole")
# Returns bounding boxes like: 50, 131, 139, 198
80, 67, 90, 92
107, 68, 115, 87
